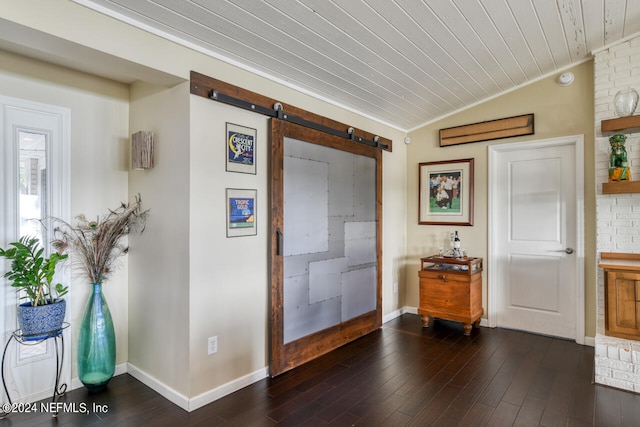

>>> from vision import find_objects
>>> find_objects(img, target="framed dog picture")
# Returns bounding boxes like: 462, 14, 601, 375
419, 158, 474, 226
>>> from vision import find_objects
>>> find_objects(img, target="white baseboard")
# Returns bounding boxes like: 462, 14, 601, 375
126, 362, 190, 411
583, 336, 595, 347
126, 362, 269, 412
188, 367, 269, 411
382, 306, 417, 323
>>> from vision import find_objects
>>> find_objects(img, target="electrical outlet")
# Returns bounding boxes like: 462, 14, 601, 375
208, 336, 218, 355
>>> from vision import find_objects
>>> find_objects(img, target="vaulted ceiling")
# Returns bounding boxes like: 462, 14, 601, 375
76, 0, 640, 131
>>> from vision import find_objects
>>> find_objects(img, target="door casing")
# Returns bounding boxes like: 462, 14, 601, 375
0, 95, 71, 401
488, 135, 585, 344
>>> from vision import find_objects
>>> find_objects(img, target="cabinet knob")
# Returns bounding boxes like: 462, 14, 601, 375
439, 274, 446, 281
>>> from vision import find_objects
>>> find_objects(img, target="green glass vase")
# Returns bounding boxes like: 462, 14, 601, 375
78, 283, 115, 392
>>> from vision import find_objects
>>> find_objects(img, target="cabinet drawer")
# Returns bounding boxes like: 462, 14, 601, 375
421, 282, 470, 314
419, 274, 481, 315
419, 270, 478, 282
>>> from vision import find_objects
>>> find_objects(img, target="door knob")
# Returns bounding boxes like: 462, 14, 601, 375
548, 247, 574, 254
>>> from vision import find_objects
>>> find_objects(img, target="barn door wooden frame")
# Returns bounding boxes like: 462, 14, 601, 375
270, 118, 382, 376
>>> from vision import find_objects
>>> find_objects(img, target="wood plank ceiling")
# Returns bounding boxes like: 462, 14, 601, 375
75, 0, 640, 131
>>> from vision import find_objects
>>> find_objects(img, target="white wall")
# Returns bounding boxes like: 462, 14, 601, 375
128, 81, 191, 396
0, 50, 130, 376
188, 97, 270, 397
593, 34, 640, 393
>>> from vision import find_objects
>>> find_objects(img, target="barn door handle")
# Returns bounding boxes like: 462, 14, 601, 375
276, 227, 283, 256
548, 247, 574, 254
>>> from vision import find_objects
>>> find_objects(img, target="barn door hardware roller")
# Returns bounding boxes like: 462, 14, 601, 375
209, 89, 387, 150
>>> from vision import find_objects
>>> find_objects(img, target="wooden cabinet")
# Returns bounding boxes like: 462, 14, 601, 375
418, 256, 483, 335
599, 253, 640, 341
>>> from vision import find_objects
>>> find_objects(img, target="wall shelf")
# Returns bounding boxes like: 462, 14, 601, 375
602, 180, 640, 194
601, 116, 640, 193
601, 115, 640, 132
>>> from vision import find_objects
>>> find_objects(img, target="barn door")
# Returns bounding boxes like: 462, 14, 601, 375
270, 119, 382, 376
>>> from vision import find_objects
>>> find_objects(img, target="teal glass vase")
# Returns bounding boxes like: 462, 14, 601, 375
78, 283, 115, 392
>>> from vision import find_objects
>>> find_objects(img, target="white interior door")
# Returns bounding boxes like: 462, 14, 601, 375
0, 96, 70, 403
489, 136, 584, 342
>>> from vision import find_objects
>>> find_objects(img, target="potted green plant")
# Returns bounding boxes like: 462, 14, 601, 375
0, 236, 68, 339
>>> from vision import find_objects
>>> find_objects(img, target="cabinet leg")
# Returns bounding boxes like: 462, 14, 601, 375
463, 323, 472, 336
421, 315, 431, 328
473, 319, 481, 328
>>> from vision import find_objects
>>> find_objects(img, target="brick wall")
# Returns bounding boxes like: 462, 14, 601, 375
594, 35, 640, 393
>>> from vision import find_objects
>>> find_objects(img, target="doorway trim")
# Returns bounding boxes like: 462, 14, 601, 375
488, 135, 585, 344
0, 95, 71, 401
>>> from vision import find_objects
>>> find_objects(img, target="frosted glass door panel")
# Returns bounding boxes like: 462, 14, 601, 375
283, 137, 377, 344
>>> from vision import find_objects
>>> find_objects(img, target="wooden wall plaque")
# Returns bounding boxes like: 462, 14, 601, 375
439, 114, 534, 147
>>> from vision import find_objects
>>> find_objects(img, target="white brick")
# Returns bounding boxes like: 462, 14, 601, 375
609, 359, 633, 372
596, 242, 613, 253
615, 197, 640, 206
611, 206, 633, 214
614, 234, 632, 242
612, 369, 637, 381
607, 377, 634, 392
598, 197, 617, 206
620, 347, 632, 362
614, 242, 640, 251
606, 345, 619, 361
596, 343, 608, 357
597, 212, 614, 220
617, 226, 640, 235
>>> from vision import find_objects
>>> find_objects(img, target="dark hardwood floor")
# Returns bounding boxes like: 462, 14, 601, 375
3, 314, 639, 426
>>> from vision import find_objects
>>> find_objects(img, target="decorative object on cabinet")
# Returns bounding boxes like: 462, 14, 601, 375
608, 134, 630, 182
419, 158, 474, 226
131, 130, 154, 169
599, 252, 640, 341
226, 188, 257, 237
439, 114, 534, 147
226, 122, 256, 174
0, 236, 68, 339
418, 256, 483, 335
51, 195, 149, 391
613, 88, 639, 117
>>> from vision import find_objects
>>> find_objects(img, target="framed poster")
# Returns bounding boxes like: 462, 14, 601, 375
226, 188, 257, 237
419, 158, 474, 226
226, 123, 256, 174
